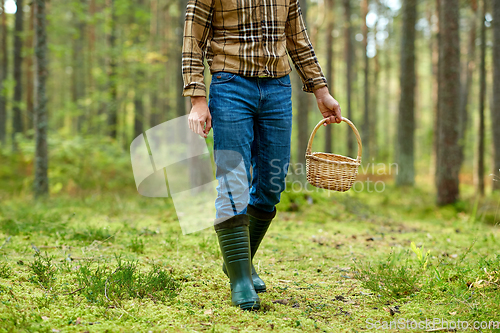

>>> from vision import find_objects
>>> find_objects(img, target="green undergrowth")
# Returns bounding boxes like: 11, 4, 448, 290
0, 135, 134, 196
0, 184, 499, 332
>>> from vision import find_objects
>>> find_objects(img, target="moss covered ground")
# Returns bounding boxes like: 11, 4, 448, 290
0, 181, 499, 332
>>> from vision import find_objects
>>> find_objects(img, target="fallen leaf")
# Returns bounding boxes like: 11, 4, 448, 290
204, 309, 213, 315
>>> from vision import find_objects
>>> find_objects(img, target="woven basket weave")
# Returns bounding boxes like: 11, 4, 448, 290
305, 118, 362, 192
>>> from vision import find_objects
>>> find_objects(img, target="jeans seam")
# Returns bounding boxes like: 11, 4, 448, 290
254, 121, 263, 207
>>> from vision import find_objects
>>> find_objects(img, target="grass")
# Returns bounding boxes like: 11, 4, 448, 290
0, 183, 499, 332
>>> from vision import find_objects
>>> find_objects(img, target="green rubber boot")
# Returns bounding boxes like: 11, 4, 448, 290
216, 217, 260, 311
222, 205, 275, 293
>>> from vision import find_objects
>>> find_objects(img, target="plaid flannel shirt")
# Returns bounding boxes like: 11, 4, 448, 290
182, 0, 328, 97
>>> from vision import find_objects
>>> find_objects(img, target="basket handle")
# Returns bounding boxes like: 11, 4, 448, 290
305, 118, 363, 160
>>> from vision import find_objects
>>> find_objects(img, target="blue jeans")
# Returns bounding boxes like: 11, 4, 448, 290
208, 72, 293, 219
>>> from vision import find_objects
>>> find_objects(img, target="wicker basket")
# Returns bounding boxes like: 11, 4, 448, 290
305, 118, 362, 192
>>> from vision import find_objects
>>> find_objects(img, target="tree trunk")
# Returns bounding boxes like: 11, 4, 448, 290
25, 2, 34, 135
343, 0, 354, 157
0, 0, 7, 145
458, 1, 478, 171
396, 0, 417, 186
294, 0, 310, 169
107, 0, 118, 139
434, 0, 442, 189
477, 0, 487, 196
87, 0, 96, 133
371, 1, 380, 160
324, 0, 334, 153
382, 3, 391, 162
12, 0, 24, 148
134, 0, 145, 139
436, 0, 460, 205
73, 0, 87, 133
361, 0, 370, 161
134, 87, 144, 138
160, 1, 171, 123
427, 0, 438, 177
493, 0, 500, 191
148, 0, 159, 127
161, 0, 171, 123
34, 0, 49, 198
177, 0, 187, 118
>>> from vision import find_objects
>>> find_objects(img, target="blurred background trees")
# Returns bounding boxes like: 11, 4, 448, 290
0, 0, 499, 203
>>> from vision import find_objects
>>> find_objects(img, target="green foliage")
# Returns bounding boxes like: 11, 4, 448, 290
75, 256, 179, 305
353, 240, 500, 317
75, 263, 108, 304
127, 237, 144, 253
410, 241, 430, 269
0, 262, 12, 278
70, 226, 114, 242
353, 250, 421, 299
0, 207, 66, 236
0, 187, 498, 331
29, 252, 57, 288
0, 305, 50, 333
0, 134, 133, 196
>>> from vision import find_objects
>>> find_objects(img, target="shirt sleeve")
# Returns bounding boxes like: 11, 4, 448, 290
182, 0, 214, 97
285, 0, 328, 93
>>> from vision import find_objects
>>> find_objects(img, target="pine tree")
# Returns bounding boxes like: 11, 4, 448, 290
436, 0, 460, 205
396, 0, 417, 186
492, 0, 500, 191
34, 0, 49, 198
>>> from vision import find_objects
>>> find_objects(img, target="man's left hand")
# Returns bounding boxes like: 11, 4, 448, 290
313, 86, 342, 125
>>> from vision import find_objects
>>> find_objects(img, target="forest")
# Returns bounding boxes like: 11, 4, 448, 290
0, 0, 499, 331
0, 0, 499, 200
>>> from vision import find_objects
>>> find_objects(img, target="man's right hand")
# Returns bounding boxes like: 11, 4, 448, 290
188, 96, 212, 139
